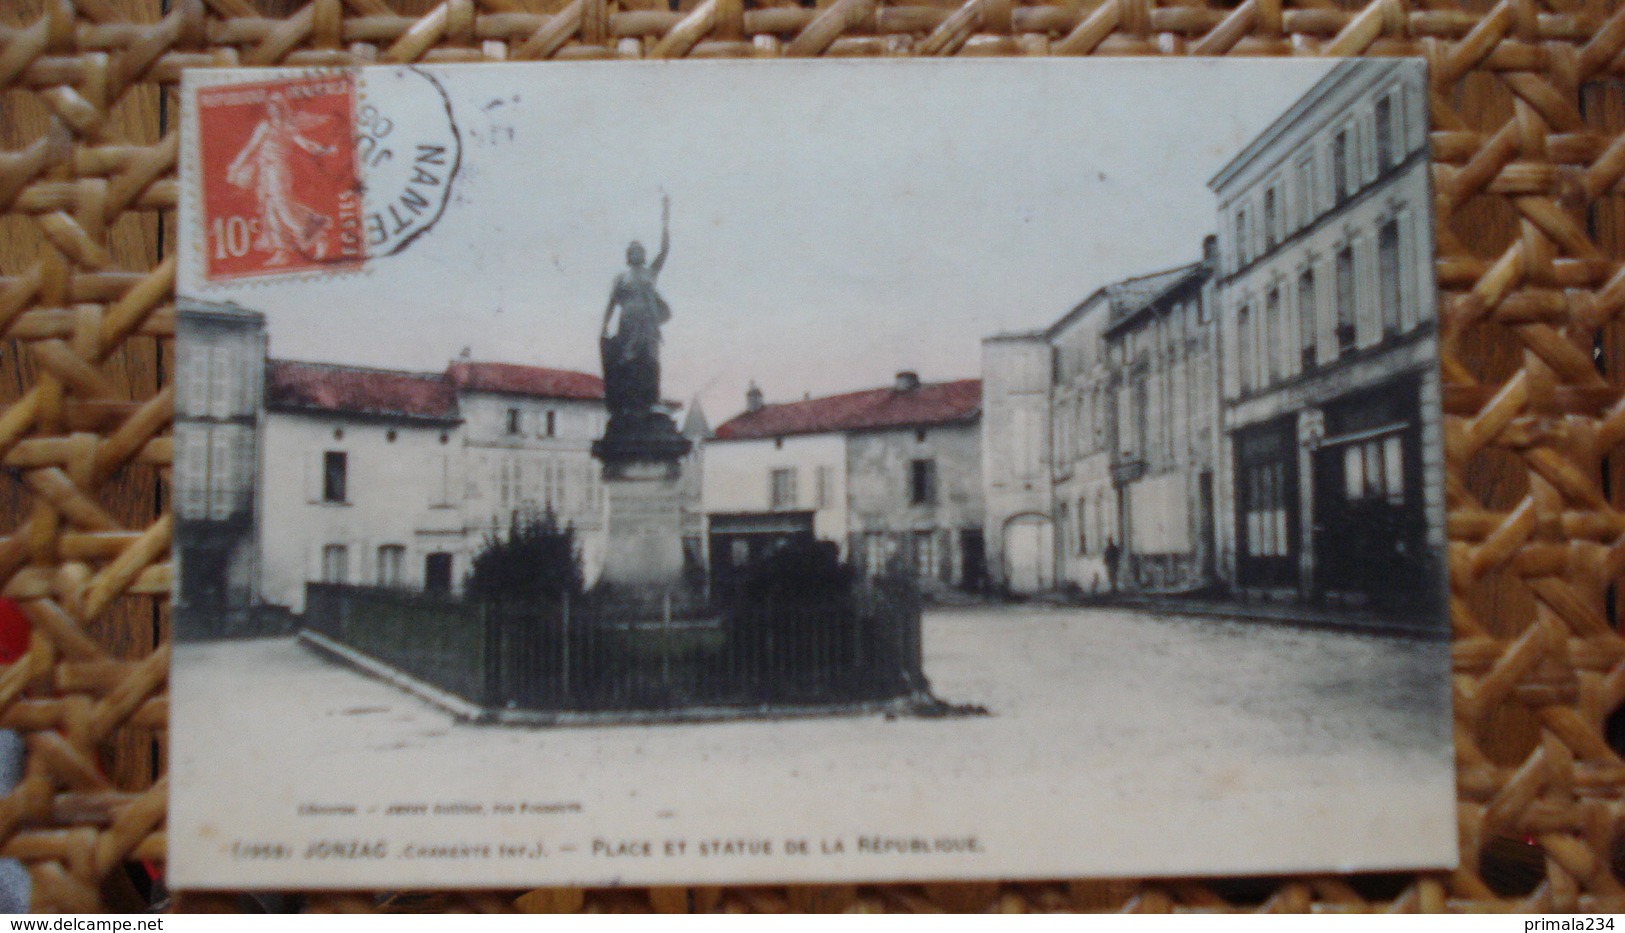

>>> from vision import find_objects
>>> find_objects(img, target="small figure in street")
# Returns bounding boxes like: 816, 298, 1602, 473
1103, 537, 1122, 594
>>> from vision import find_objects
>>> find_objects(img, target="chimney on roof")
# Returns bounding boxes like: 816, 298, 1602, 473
745, 381, 764, 413
894, 371, 921, 393
1202, 234, 1218, 265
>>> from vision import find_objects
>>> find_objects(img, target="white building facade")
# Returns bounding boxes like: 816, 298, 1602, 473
445, 362, 609, 584
704, 375, 985, 596
976, 60, 1441, 621
1209, 59, 1442, 611
1047, 290, 1117, 594
980, 334, 1055, 594
983, 254, 1220, 598
175, 300, 266, 638
701, 431, 849, 578
1101, 252, 1222, 594
257, 359, 610, 614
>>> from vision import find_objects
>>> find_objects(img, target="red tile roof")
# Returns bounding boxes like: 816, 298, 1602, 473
446, 361, 603, 401
267, 360, 459, 421
714, 379, 981, 440
267, 359, 604, 421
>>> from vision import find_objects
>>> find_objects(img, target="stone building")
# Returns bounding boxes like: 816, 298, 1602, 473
704, 374, 984, 595
174, 299, 266, 638
255, 358, 608, 613
1209, 58, 1441, 610
985, 247, 1220, 597
980, 334, 1055, 594
1044, 287, 1117, 594
977, 59, 1438, 613
260, 360, 463, 612
701, 384, 846, 587
443, 361, 609, 580
1101, 245, 1221, 593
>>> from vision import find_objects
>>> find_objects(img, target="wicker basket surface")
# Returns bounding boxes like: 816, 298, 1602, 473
2, 0, 1625, 914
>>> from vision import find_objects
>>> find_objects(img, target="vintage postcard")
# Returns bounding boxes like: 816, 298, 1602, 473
170, 58, 1457, 888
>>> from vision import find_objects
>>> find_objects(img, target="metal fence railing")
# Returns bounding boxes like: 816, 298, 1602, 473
302, 577, 927, 717
304, 583, 490, 702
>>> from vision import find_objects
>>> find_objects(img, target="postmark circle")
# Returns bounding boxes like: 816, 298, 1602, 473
356, 67, 462, 260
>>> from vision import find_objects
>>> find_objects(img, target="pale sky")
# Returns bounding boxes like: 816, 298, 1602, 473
180, 58, 1336, 425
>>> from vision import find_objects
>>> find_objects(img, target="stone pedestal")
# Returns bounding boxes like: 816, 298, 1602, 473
599, 460, 687, 587
592, 413, 693, 589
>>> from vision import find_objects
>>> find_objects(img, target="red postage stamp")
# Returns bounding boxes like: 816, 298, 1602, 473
195, 75, 365, 281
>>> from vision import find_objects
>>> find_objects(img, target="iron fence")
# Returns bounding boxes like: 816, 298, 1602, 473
304, 583, 489, 702
302, 577, 926, 717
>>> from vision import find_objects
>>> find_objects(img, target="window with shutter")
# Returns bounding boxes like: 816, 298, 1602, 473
208, 428, 233, 519
1378, 220, 1403, 336
323, 451, 347, 503
376, 545, 406, 587
208, 344, 232, 420
1375, 96, 1395, 169
1335, 247, 1357, 354
1295, 156, 1315, 228
1264, 187, 1280, 249
1237, 306, 1252, 393
1332, 131, 1351, 202
177, 425, 210, 520
770, 468, 797, 509
1265, 288, 1282, 384
1298, 269, 1317, 370
910, 459, 937, 505
322, 545, 349, 584
912, 530, 938, 577
180, 343, 211, 419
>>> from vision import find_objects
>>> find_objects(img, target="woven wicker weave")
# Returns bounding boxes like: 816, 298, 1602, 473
1, 0, 1622, 913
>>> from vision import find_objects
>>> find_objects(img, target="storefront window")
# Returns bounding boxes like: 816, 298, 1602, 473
1341, 434, 1405, 504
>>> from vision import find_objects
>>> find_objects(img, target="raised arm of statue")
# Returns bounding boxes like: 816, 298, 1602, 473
650, 194, 671, 275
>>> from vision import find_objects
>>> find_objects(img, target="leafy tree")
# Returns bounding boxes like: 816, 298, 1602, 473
465, 508, 583, 605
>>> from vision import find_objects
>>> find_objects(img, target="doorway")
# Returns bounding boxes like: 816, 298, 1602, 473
424, 552, 454, 594
1003, 514, 1053, 594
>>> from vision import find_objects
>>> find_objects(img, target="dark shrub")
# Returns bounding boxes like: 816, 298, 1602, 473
733, 538, 854, 605
719, 538, 920, 703
465, 508, 583, 607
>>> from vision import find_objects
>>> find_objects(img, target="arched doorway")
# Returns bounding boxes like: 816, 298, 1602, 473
1003, 513, 1053, 594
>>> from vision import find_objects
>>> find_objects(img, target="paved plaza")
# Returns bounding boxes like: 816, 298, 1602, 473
170, 605, 1456, 888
